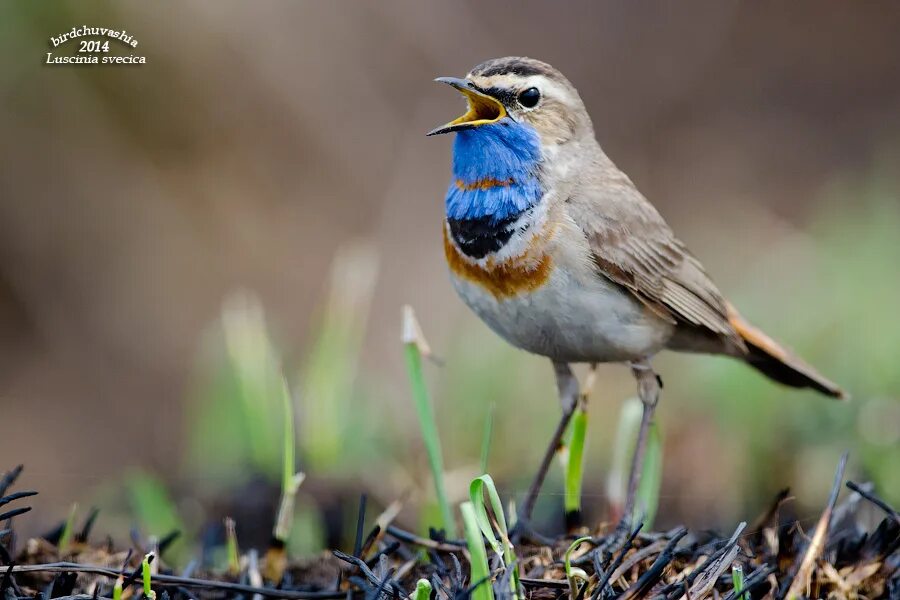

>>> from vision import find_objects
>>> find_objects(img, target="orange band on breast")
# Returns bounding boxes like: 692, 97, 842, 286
455, 177, 515, 191
443, 224, 553, 299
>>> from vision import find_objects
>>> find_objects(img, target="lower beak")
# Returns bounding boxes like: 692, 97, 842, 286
426, 77, 507, 136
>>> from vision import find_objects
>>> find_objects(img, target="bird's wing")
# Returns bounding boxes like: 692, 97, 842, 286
566, 169, 744, 347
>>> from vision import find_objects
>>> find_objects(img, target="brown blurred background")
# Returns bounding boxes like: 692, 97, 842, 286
1, 1, 899, 548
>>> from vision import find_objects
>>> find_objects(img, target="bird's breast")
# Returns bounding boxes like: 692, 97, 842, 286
443, 213, 557, 299
443, 206, 675, 363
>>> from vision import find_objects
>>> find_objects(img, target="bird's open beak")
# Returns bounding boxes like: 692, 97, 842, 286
426, 77, 507, 136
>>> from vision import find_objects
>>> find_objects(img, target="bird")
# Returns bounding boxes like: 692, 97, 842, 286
427, 56, 844, 529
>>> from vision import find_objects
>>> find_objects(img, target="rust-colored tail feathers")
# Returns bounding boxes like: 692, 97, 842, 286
727, 305, 845, 399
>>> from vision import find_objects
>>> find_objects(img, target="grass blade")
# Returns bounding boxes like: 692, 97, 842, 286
469, 475, 522, 598
469, 475, 504, 557
413, 579, 432, 600
141, 553, 156, 600
564, 407, 588, 523
460, 501, 494, 600
58, 503, 77, 553
224, 517, 239, 576
607, 398, 642, 520
272, 376, 305, 544
280, 375, 295, 507
564, 537, 591, 600
635, 421, 662, 528
220, 292, 282, 476
731, 564, 744, 596
126, 472, 187, 563
607, 398, 663, 527
403, 305, 456, 538
300, 243, 378, 470
267, 378, 305, 583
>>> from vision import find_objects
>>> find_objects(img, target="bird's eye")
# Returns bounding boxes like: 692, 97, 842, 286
517, 87, 540, 108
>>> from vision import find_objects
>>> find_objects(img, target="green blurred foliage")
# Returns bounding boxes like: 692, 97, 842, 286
125, 470, 189, 564
100, 244, 378, 562
184, 292, 287, 485
299, 244, 381, 472
185, 244, 383, 484
693, 166, 900, 508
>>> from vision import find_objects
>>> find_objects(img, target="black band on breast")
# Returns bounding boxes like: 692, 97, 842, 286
447, 210, 530, 259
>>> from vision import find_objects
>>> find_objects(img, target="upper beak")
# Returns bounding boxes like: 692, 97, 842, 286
426, 77, 507, 136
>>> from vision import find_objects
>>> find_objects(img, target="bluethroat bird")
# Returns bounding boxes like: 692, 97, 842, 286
428, 57, 844, 529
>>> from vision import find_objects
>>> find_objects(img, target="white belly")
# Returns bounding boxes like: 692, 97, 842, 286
450, 229, 674, 364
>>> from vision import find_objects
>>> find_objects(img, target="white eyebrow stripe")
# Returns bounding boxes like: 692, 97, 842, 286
467, 74, 576, 106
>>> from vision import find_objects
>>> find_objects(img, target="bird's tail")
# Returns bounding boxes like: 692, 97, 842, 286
727, 305, 845, 399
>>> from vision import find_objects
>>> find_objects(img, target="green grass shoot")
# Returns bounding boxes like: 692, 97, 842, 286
225, 517, 240, 576
469, 474, 521, 599
125, 471, 188, 563
403, 305, 456, 538
274, 471, 306, 544
113, 575, 123, 600
564, 406, 588, 519
299, 243, 378, 471
469, 475, 507, 557
460, 501, 494, 600
607, 397, 641, 518
141, 553, 156, 600
635, 422, 662, 528
220, 292, 283, 476
281, 374, 295, 506
731, 564, 744, 596
563, 537, 591, 600
219, 293, 306, 547
57, 503, 77, 553
413, 579, 432, 600
273, 375, 306, 544
607, 397, 663, 527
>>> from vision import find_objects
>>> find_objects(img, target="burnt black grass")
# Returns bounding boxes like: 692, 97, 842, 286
0, 459, 898, 600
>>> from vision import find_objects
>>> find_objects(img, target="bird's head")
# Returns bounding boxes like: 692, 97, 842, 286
427, 57, 592, 148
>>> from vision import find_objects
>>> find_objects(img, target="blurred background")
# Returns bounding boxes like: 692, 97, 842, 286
1, 0, 898, 560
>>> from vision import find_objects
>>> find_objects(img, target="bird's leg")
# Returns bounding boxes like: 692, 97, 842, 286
517, 361, 579, 528
618, 359, 662, 532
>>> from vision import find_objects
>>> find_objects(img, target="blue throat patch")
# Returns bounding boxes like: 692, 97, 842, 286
445, 118, 542, 222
